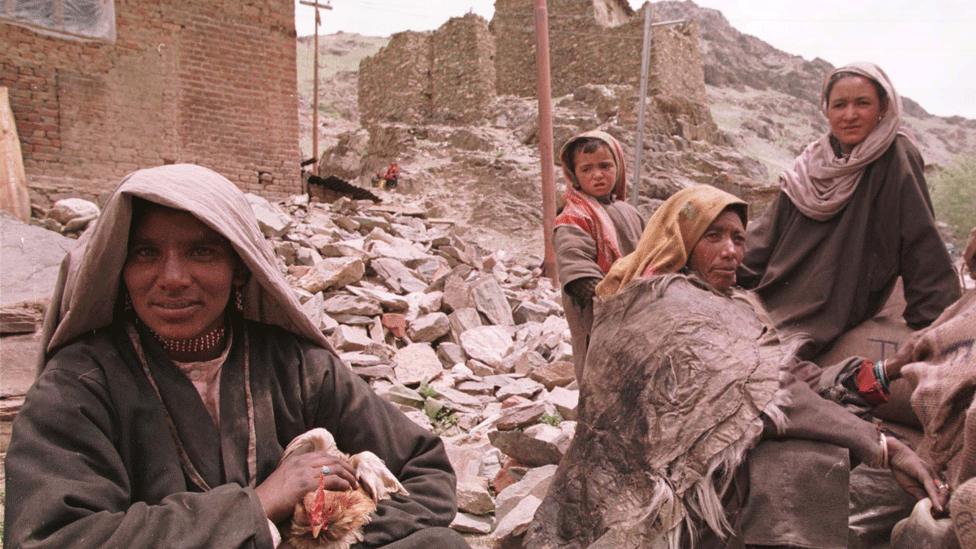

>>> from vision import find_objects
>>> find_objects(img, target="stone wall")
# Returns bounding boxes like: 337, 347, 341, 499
0, 0, 301, 205
358, 31, 431, 126
359, 0, 717, 143
431, 15, 496, 124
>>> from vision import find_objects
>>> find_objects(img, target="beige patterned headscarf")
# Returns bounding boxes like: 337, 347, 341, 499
781, 62, 917, 221
38, 164, 331, 370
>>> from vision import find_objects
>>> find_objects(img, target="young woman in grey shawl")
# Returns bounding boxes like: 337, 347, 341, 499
738, 62, 960, 361
4, 165, 467, 549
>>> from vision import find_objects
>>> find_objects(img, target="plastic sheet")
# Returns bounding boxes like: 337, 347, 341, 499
1, 0, 116, 42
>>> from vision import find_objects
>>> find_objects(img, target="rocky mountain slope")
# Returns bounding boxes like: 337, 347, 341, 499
299, 1, 976, 256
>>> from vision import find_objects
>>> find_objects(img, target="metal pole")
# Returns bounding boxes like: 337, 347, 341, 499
534, 0, 558, 283
312, 8, 320, 174
631, 2, 652, 207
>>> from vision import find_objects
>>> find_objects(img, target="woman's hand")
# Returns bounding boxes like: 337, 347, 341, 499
255, 450, 358, 523
883, 336, 920, 383
887, 436, 949, 515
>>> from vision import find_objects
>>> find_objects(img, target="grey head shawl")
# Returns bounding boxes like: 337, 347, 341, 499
780, 62, 917, 221
38, 164, 332, 371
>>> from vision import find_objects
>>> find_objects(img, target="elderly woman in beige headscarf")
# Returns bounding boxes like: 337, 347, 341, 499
738, 62, 960, 362
3, 165, 467, 549
528, 185, 945, 549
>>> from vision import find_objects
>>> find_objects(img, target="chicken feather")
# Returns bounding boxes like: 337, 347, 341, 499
281, 428, 408, 549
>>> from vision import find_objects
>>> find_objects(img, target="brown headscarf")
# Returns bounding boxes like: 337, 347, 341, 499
38, 164, 332, 370
596, 185, 746, 297
781, 62, 917, 221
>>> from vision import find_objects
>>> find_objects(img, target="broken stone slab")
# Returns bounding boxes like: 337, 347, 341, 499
381, 313, 408, 339
322, 294, 382, 316
456, 478, 495, 517
349, 365, 395, 381
494, 464, 558, 522
549, 341, 574, 363
432, 386, 485, 408
408, 290, 443, 315
402, 409, 434, 431
383, 382, 426, 409
546, 386, 579, 420
512, 301, 550, 325
331, 325, 373, 351
495, 400, 546, 431
528, 360, 575, 390
275, 241, 300, 265
295, 246, 321, 266
489, 429, 563, 467
353, 215, 392, 233
509, 350, 547, 376
369, 238, 429, 264
393, 342, 443, 386
459, 325, 513, 368
0, 302, 44, 334
46, 198, 100, 226
1, 213, 77, 308
339, 351, 385, 367
441, 273, 475, 313
407, 312, 450, 342
436, 342, 466, 366
296, 257, 365, 293
331, 314, 374, 325
371, 257, 427, 293
456, 380, 493, 395
472, 276, 515, 326
300, 292, 325, 332
449, 512, 492, 535
495, 377, 544, 400
245, 193, 293, 238
465, 359, 495, 377
345, 285, 409, 312
333, 215, 360, 232
492, 494, 541, 545
448, 308, 483, 342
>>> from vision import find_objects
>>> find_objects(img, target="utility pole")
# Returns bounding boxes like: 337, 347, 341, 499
534, 0, 558, 283
299, 0, 333, 175
631, 6, 687, 207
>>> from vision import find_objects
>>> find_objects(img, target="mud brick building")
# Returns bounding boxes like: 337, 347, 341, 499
359, 0, 718, 144
1, 0, 302, 205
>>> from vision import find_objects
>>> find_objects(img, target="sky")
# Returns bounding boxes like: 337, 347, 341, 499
294, 0, 976, 119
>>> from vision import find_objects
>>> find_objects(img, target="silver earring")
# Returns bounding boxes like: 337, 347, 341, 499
123, 290, 133, 311
235, 287, 244, 313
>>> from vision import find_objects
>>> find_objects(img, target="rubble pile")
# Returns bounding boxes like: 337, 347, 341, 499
248, 193, 579, 545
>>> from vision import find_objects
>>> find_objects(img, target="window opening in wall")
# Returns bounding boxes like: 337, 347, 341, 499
1, 0, 116, 42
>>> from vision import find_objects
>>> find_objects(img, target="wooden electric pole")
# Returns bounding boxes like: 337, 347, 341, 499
534, 0, 558, 283
299, 0, 333, 174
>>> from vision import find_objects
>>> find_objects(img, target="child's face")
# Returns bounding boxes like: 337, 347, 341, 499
573, 145, 617, 198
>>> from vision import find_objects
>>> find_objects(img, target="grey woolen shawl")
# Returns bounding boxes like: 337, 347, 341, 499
38, 164, 331, 371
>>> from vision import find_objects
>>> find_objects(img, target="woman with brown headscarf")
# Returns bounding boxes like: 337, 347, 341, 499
738, 62, 960, 361
3, 165, 466, 548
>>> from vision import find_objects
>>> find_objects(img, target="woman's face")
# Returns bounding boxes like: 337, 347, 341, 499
826, 75, 887, 153
687, 210, 746, 292
573, 145, 617, 198
123, 205, 244, 340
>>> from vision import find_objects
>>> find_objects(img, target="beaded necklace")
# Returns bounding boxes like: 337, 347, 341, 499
150, 325, 226, 354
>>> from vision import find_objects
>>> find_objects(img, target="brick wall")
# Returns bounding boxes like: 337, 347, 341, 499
0, 0, 301, 206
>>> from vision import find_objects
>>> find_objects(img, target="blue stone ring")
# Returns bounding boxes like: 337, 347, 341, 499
321, 465, 332, 476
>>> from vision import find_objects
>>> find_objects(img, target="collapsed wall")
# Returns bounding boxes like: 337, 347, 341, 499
358, 0, 719, 145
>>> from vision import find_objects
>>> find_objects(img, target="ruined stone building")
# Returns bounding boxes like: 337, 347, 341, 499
1, 0, 302, 205
358, 0, 718, 144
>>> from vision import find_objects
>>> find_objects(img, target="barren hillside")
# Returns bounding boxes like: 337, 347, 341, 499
297, 2, 976, 256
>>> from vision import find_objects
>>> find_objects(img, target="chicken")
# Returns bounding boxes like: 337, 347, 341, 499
281, 428, 408, 549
